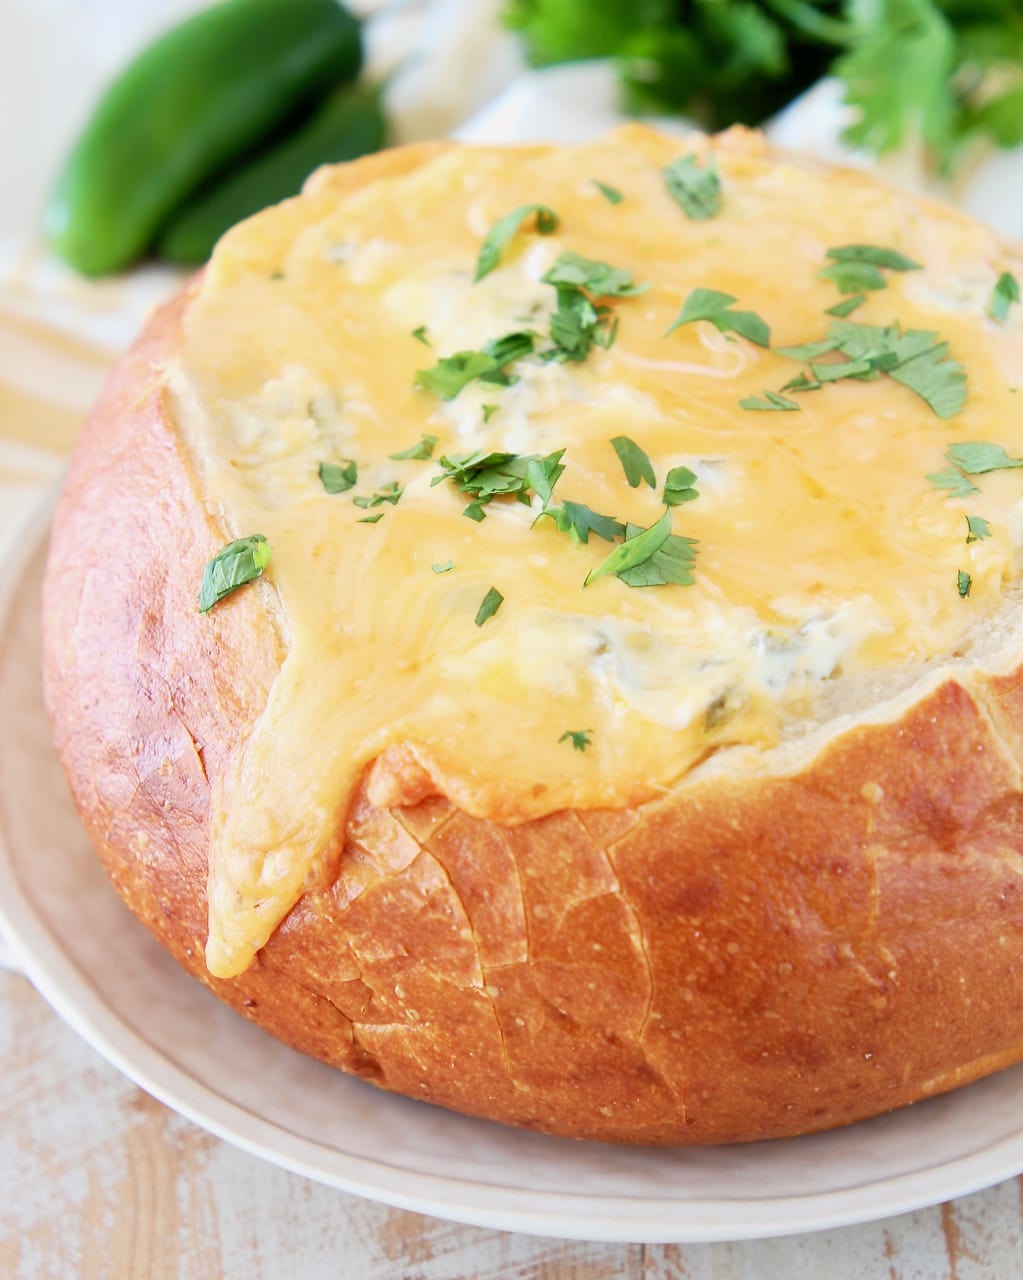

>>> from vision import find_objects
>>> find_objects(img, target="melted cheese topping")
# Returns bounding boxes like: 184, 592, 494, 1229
168, 127, 1023, 977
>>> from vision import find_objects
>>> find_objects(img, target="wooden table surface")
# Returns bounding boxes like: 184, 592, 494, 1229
2, 962, 1023, 1279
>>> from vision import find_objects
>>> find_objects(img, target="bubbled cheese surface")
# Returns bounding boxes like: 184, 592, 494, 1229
168, 128, 1023, 977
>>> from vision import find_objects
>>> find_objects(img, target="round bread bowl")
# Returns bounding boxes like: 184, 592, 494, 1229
41, 129, 1023, 1145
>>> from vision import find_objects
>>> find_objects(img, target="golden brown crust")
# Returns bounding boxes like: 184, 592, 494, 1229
41, 146, 1023, 1146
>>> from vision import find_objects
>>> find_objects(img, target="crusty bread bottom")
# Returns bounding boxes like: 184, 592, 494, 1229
41, 206, 1023, 1147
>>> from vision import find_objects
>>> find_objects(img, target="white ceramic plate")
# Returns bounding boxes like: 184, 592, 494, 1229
7, 495, 1023, 1243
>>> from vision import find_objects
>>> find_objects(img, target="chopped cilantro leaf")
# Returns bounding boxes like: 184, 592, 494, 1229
926, 466, 979, 499
663, 465, 699, 506
357, 512, 385, 524
965, 515, 992, 543
475, 204, 559, 282
618, 528, 699, 587
809, 355, 881, 382
610, 435, 656, 489
957, 569, 972, 598
415, 331, 536, 400
482, 403, 499, 423
319, 460, 357, 493
666, 287, 771, 347
198, 535, 271, 613
777, 319, 967, 418
739, 390, 800, 411
474, 586, 504, 626
775, 337, 842, 362
411, 325, 431, 345
547, 285, 617, 362
524, 450, 567, 505
826, 244, 921, 272
780, 371, 822, 393
819, 260, 888, 294
433, 447, 565, 517
535, 499, 625, 545
432, 560, 455, 573
825, 294, 867, 319
945, 442, 1023, 474
353, 482, 402, 509
989, 271, 1020, 323
541, 251, 647, 298
584, 510, 696, 587
595, 181, 624, 204
663, 153, 722, 220
559, 729, 593, 751
390, 434, 438, 461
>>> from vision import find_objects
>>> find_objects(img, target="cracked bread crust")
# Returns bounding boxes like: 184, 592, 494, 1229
41, 186, 1023, 1149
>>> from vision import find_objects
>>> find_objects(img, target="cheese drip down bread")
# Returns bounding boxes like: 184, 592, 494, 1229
42, 127, 1023, 1144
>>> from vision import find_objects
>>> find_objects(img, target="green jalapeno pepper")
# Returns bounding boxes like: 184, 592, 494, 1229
158, 83, 387, 265
45, 0, 362, 276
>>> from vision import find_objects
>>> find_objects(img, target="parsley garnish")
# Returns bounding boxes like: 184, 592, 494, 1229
595, 181, 624, 205
198, 535, 271, 613
610, 436, 656, 489
319, 460, 357, 493
957, 570, 972, 598
559, 729, 593, 751
663, 153, 721, 220
739, 390, 800, 412
475, 204, 559, 282
965, 515, 992, 543
475, 586, 504, 626
666, 288, 771, 347
390, 434, 438, 461
662, 466, 699, 506
989, 272, 1020, 323
415, 331, 536, 400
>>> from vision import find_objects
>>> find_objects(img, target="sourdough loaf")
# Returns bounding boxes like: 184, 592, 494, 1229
42, 127, 1023, 1143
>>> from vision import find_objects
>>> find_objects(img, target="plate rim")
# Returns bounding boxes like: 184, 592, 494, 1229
5, 490, 1023, 1243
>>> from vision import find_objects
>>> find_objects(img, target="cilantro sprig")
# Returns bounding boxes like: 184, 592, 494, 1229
504, 2, 1023, 176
